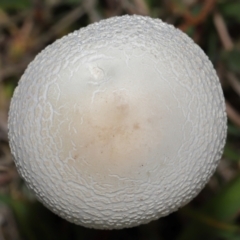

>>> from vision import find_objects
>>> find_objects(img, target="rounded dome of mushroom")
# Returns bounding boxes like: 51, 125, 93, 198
8, 15, 227, 229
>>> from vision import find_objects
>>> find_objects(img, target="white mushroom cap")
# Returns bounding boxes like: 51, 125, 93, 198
8, 15, 227, 229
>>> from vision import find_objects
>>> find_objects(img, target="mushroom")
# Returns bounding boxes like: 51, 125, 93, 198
8, 15, 227, 229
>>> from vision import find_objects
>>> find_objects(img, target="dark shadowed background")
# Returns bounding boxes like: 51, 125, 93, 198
0, 0, 240, 239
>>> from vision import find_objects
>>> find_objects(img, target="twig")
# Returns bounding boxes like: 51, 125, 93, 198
226, 101, 240, 128
37, 4, 86, 46
213, 11, 233, 51
132, 0, 149, 15
171, 0, 217, 30
122, 0, 148, 15
183, 0, 216, 25
8, 16, 34, 60
0, 8, 24, 30
0, 57, 32, 81
213, 11, 240, 128
0, 5, 86, 81
227, 72, 240, 97
83, 0, 102, 22
101, 0, 123, 17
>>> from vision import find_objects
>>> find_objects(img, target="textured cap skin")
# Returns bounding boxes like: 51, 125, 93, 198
8, 15, 227, 229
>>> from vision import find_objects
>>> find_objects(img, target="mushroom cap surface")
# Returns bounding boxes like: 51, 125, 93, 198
8, 15, 227, 229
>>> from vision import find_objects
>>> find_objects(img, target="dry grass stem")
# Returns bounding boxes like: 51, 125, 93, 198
213, 11, 234, 50
226, 101, 240, 128
38, 4, 86, 46
132, 0, 150, 15
227, 72, 240, 97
